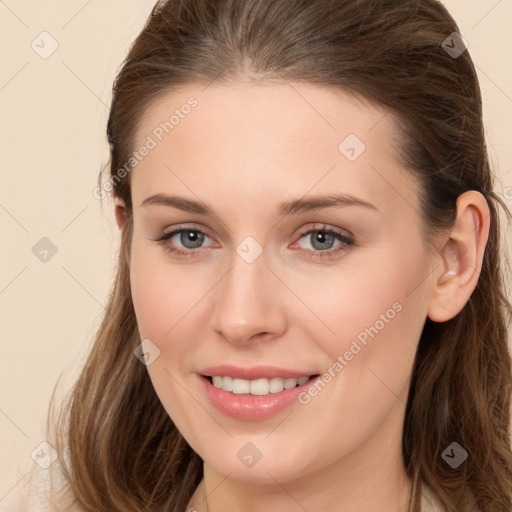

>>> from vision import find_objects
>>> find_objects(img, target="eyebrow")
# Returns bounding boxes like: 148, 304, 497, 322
141, 193, 379, 216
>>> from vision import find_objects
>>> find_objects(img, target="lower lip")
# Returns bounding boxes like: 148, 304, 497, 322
198, 374, 320, 421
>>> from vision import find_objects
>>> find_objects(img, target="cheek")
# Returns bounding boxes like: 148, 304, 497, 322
281, 248, 429, 463
292, 241, 429, 388
129, 239, 204, 341
129, 243, 210, 441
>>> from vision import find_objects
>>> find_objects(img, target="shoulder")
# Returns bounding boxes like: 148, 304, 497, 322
421, 482, 481, 512
2, 464, 85, 512
421, 483, 445, 512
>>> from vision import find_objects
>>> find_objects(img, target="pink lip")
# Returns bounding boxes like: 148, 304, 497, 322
197, 372, 321, 421
199, 364, 317, 380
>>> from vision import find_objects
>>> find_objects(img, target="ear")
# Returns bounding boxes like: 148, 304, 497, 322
114, 196, 127, 230
427, 190, 490, 323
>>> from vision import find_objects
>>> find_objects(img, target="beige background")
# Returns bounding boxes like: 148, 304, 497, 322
1, 0, 511, 506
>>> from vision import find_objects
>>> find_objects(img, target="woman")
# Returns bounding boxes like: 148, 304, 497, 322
26, 0, 512, 510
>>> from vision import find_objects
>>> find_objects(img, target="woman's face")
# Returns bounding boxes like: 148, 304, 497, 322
127, 81, 434, 484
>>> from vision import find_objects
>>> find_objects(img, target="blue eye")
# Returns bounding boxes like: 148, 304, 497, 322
167, 229, 208, 249
295, 225, 355, 258
153, 227, 212, 254
152, 223, 355, 260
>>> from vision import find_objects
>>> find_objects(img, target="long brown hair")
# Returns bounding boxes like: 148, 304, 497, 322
46, 1, 512, 510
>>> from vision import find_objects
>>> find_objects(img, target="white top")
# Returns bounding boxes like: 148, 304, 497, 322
420, 483, 445, 512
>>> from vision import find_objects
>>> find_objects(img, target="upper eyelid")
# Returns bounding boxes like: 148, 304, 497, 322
162, 224, 214, 240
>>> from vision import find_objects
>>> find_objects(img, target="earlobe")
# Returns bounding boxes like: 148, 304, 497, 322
427, 191, 490, 323
114, 197, 127, 230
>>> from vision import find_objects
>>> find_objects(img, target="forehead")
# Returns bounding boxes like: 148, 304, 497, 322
134, 80, 395, 155
129, 80, 419, 217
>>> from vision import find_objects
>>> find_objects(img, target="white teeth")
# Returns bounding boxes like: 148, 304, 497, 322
283, 377, 297, 389
269, 377, 284, 393
232, 378, 250, 394
222, 376, 233, 391
210, 375, 313, 395
249, 378, 269, 395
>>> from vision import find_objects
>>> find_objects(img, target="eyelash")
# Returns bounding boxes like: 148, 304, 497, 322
151, 224, 356, 260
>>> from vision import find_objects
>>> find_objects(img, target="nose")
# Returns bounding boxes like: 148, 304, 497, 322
209, 248, 287, 346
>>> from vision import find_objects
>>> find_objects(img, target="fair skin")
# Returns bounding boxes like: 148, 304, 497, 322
114, 81, 489, 512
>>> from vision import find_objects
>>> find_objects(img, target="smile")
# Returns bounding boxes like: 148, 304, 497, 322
209, 375, 316, 395
198, 370, 322, 421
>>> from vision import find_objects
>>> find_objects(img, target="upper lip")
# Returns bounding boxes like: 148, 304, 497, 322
200, 365, 319, 380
